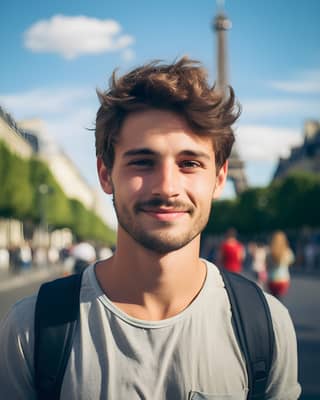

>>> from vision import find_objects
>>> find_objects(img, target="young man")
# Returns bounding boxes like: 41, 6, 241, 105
0, 57, 301, 399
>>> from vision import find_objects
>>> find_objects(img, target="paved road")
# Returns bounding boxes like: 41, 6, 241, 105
283, 273, 320, 400
0, 267, 319, 399
0, 265, 65, 319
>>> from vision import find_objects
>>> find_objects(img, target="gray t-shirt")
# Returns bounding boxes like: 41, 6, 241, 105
0, 260, 301, 400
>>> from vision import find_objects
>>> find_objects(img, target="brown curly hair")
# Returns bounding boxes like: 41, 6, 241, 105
95, 57, 241, 172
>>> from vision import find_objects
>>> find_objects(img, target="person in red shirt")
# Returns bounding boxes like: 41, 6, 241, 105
219, 228, 244, 273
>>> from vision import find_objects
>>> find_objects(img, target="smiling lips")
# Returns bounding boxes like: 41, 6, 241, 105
140, 208, 189, 221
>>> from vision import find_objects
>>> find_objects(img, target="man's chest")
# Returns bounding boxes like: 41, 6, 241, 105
61, 310, 248, 399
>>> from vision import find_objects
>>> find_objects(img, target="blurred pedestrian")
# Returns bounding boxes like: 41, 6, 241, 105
219, 228, 245, 273
251, 241, 268, 289
266, 231, 295, 299
98, 246, 113, 260
71, 242, 96, 274
304, 240, 316, 272
19, 242, 32, 271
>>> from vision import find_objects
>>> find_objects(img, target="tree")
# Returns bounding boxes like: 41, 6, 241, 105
0, 143, 33, 218
0, 140, 116, 245
204, 171, 320, 236
68, 199, 115, 245
271, 172, 320, 230
29, 158, 72, 228
204, 198, 237, 235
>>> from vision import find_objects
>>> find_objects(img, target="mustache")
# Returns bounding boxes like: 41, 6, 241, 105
134, 198, 194, 213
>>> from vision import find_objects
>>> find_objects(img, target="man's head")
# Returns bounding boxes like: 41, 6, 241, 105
95, 57, 240, 173
96, 57, 241, 254
226, 228, 238, 240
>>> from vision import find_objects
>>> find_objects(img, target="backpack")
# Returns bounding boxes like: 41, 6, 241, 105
34, 268, 275, 400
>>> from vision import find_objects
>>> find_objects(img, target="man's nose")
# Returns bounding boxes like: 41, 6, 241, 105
151, 162, 181, 198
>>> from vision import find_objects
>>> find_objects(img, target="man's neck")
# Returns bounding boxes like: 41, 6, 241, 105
95, 234, 206, 320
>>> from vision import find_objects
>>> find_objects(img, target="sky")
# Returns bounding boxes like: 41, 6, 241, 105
1, 0, 320, 225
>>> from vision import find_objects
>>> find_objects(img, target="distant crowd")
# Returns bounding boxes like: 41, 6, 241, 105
0, 242, 114, 276
201, 228, 320, 300
1, 229, 319, 289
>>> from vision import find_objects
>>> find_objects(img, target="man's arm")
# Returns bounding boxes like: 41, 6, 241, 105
265, 294, 301, 400
0, 296, 37, 399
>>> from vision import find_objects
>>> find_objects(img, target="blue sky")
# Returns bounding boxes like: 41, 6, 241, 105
1, 0, 320, 202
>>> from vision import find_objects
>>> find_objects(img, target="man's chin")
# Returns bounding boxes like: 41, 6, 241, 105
133, 233, 196, 254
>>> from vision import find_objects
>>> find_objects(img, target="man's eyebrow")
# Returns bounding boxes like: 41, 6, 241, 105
123, 148, 156, 158
179, 150, 211, 160
122, 148, 212, 160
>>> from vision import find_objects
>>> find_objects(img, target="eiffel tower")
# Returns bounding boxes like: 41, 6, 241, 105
213, 3, 248, 195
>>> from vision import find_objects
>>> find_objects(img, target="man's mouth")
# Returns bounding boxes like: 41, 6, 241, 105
140, 207, 188, 221
135, 198, 193, 221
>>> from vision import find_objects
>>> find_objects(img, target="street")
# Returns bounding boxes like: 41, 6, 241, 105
0, 267, 319, 399
283, 273, 320, 400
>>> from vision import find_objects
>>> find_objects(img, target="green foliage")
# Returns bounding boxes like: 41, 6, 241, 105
68, 199, 115, 245
205, 198, 237, 235
0, 143, 33, 218
205, 171, 320, 236
0, 140, 116, 245
270, 171, 320, 229
29, 158, 71, 227
234, 187, 275, 234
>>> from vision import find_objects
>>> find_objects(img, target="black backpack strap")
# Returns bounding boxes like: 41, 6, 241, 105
219, 269, 275, 400
34, 273, 83, 400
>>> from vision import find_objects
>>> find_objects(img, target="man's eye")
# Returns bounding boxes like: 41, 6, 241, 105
180, 160, 201, 169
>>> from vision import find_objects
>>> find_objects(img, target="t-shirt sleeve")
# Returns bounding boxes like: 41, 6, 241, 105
265, 294, 301, 400
0, 295, 37, 399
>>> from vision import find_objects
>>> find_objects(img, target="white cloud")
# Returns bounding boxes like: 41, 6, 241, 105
269, 69, 320, 94
24, 15, 135, 59
235, 125, 302, 162
0, 86, 98, 180
242, 98, 320, 119
121, 48, 136, 62
0, 87, 95, 115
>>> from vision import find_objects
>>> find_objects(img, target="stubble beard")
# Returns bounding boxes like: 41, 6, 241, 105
112, 193, 210, 254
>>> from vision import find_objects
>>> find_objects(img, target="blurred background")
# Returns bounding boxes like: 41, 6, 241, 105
0, 1, 319, 398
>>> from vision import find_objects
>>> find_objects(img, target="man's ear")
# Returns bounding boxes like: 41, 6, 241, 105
213, 161, 228, 199
97, 157, 113, 194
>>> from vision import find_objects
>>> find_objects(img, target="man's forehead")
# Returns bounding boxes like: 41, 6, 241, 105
117, 109, 214, 147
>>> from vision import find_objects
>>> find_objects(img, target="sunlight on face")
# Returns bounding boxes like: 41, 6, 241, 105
100, 109, 226, 253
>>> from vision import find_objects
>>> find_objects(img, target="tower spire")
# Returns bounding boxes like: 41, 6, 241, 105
212, 0, 232, 95
216, 0, 225, 13
212, 1, 248, 194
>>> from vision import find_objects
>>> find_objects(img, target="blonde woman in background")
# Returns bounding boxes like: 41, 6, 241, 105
267, 231, 295, 299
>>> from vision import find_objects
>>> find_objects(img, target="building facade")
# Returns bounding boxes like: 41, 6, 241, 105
17, 118, 96, 210
273, 120, 320, 180
0, 106, 114, 250
0, 106, 33, 158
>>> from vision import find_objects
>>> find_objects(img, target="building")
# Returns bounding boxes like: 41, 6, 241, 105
0, 106, 115, 248
273, 120, 320, 180
0, 106, 33, 158
18, 118, 96, 210
0, 106, 115, 227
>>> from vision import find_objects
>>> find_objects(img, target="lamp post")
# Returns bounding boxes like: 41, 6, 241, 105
38, 184, 53, 248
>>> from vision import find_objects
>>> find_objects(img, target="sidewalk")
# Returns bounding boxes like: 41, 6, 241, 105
0, 264, 66, 292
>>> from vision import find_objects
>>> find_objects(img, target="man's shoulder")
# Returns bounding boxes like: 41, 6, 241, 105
264, 292, 294, 331
0, 294, 37, 360
1, 293, 37, 329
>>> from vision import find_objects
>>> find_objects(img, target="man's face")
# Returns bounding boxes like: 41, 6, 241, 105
98, 109, 227, 254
